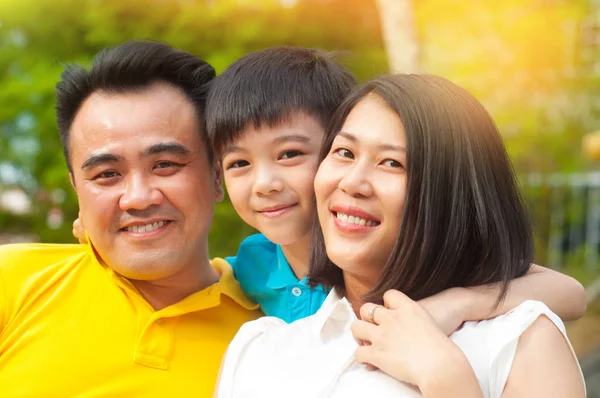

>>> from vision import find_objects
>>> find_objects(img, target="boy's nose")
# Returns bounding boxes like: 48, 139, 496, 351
253, 168, 285, 196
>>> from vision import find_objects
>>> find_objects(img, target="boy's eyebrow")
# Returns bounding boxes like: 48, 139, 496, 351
221, 145, 242, 157
81, 153, 123, 170
141, 142, 192, 158
272, 134, 311, 145
221, 134, 311, 157
337, 131, 405, 152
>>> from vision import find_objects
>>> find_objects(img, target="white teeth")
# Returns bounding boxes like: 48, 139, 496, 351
335, 212, 379, 226
126, 220, 166, 233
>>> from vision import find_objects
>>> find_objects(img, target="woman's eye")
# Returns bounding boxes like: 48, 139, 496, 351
382, 159, 402, 168
333, 148, 354, 159
227, 160, 250, 169
279, 150, 302, 160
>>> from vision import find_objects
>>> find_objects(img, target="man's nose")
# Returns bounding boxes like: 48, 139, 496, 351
119, 174, 163, 211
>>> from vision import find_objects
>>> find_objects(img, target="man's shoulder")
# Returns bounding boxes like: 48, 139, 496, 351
0, 243, 88, 276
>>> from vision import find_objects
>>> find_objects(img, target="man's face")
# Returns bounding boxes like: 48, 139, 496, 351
69, 82, 223, 280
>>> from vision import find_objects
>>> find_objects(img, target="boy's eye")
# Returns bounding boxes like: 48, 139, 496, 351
333, 148, 354, 159
382, 159, 402, 168
226, 160, 250, 169
279, 150, 302, 160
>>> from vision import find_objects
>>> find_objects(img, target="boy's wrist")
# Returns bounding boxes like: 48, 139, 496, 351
456, 286, 492, 323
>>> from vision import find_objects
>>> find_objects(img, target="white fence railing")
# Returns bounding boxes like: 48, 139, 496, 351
523, 172, 600, 271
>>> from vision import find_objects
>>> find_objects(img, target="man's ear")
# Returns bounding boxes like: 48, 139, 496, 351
214, 161, 224, 202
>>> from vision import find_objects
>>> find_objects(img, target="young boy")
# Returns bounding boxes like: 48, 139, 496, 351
204, 46, 586, 327
74, 47, 586, 327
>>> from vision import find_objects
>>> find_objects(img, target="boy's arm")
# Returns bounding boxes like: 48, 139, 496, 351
419, 264, 586, 335
464, 264, 586, 322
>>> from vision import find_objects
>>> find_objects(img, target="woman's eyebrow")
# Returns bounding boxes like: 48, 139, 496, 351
337, 131, 405, 152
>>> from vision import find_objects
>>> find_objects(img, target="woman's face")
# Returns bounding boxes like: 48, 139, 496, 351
314, 93, 408, 283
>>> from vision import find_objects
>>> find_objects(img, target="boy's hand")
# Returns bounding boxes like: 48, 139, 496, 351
417, 287, 470, 335
72, 214, 88, 244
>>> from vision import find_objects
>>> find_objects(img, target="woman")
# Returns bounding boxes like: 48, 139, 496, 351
216, 74, 585, 397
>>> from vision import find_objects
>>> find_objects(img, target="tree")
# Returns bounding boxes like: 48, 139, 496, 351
375, 0, 420, 73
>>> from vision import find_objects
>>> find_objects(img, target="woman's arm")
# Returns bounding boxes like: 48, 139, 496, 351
502, 316, 585, 397
419, 264, 586, 335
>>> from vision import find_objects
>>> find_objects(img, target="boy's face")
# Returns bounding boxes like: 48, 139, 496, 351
222, 112, 324, 247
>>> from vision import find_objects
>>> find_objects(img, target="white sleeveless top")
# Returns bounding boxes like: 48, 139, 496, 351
218, 290, 584, 397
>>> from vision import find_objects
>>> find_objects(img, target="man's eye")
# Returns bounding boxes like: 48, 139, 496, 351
382, 159, 403, 168
333, 148, 354, 159
226, 160, 250, 169
155, 161, 180, 169
94, 170, 119, 180
279, 150, 302, 160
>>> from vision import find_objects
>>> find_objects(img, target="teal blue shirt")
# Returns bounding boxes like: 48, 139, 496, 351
226, 234, 329, 323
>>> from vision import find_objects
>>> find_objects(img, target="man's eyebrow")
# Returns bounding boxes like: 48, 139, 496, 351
81, 153, 123, 170
141, 142, 192, 157
337, 131, 405, 152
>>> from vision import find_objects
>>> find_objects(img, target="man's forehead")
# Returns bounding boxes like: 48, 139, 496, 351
77, 85, 193, 126
69, 86, 201, 151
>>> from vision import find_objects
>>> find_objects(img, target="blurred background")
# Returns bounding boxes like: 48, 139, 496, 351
1, 0, 600, 389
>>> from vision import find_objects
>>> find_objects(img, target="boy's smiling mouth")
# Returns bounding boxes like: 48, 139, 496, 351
256, 204, 299, 218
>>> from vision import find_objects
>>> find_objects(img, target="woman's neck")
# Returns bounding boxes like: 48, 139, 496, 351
343, 271, 379, 316
280, 234, 311, 280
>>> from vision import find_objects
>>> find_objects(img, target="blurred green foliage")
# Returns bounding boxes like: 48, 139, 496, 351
0, 0, 598, 262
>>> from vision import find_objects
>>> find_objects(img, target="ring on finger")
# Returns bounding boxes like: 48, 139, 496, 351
367, 304, 380, 323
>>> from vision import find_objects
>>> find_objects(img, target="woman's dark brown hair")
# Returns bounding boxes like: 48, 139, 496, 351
309, 74, 533, 305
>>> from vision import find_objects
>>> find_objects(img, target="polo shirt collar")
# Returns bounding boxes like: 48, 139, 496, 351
311, 289, 356, 337
211, 258, 258, 310
86, 237, 257, 315
265, 244, 300, 289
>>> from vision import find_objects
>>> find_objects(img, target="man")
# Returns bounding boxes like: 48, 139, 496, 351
0, 40, 260, 397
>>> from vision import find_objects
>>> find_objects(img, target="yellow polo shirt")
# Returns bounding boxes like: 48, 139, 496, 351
0, 243, 261, 397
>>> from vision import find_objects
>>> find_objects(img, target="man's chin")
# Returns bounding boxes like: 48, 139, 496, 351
107, 254, 182, 281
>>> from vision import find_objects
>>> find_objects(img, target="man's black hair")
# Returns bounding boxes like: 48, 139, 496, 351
56, 40, 215, 172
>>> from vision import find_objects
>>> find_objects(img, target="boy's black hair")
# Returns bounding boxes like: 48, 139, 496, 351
56, 40, 216, 172
206, 47, 357, 156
